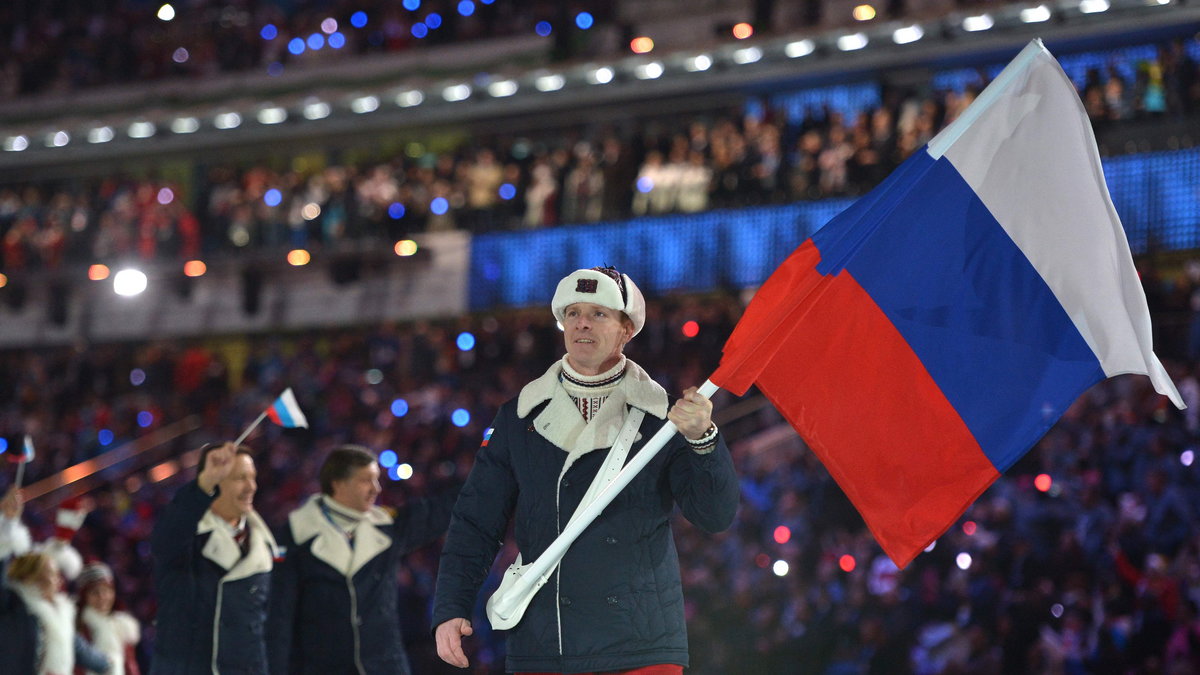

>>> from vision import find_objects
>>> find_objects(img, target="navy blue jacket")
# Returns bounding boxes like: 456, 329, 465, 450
150, 480, 276, 675
267, 492, 455, 675
433, 393, 740, 673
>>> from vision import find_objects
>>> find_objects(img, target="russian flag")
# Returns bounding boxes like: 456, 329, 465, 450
710, 40, 1183, 568
7, 435, 34, 464
266, 388, 309, 429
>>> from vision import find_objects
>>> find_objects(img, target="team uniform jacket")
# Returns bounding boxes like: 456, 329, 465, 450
150, 480, 277, 675
433, 359, 740, 673
267, 492, 455, 675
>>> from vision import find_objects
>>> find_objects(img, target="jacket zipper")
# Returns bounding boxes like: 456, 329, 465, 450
211, 578, 226, 675
349, 576, 365, 674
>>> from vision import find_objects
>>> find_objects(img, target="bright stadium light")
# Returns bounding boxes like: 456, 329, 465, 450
684, 54, 712, 71
214, 112, 242, 129
1079, 0, 1109, 12
1020, 5, 1052, 22
962, 14, 994, 31
128, 121, 156, 138
893, 25, 924, 44
257, 107, 287, 124
47, 131, 70, 147
395, 90, 425, 107
535, 74, 565, 91
303, 101, 331, 120
88, 126, 115, 143
170, 117, 200, 133
837, 33, 868, 50
4, 135, 29, 152
487, 79, 519, 97
587, 66, 614, 84
634, 61, 664, 79
732, 46, 763, 64
442, 84, 472, 101
785, 39, 815, 58
351, 95, 380, 113
113, 269, 148, 296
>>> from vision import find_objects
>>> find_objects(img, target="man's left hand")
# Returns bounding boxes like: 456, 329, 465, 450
668, 386, 713, 441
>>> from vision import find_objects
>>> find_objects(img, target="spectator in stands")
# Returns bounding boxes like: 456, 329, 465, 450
266, 444, 456, 675
433, 266, 739, 673
150, 442, 277, 674
76, 561, 141, 675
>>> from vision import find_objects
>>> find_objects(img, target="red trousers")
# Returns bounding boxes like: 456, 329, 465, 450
517, 666, 683, 675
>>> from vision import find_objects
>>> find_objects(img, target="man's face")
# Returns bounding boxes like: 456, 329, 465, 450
331, 463, 381, 513
213, 454, 257, 517
561, 302, 632, 376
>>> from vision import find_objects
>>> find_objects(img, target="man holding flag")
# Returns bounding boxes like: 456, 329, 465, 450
433, 266, 740, 674
150, 441, 278, 674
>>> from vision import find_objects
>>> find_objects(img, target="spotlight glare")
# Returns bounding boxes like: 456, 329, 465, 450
287, 249, 311, 266
303, 101, 331, 120
635, 61, 664, 79
351, 95, 380, 113
732, 46, 762, 64
157, 4, 176, 21
732, 22, 754, 39
685, 54, 712, 71
1020, 5, 1052, 22
852, 4, 877, 20
88, 126, 115, 144
487, 79, 519, 97
442, 84, 472, 102
113, 268, 148, 296
395, 90, 425, 107
785, 39, 815, 57
183, 260, 207, 277
837, 33, 868, 50
171, 117, 200, 134
588, 66, 614, 84
88, 264, 111, 281
772, 560, 789, 576
1079, 0, 1109, 11
962, 13, 994, 31
4, 135, 29, 152
48, 131, 71, 147
257, 107, 287, 124
214, 112, 242, 129
535, 74, 565, 91
394, 240, 419, 256
630, 36, 654, 54
128, 121, 156, 139
892, 25, 924, 44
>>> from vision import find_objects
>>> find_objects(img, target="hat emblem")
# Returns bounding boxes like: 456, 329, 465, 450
576, 279, 598, 293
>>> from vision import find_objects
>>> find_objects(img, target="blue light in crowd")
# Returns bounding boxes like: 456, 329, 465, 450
480, 0, 494, 4
391, 398, 409, 417
137, 411, 154, 428
498, 183, 516, 200
130, 368, 146, 386
402, 0, 421, 10
451, 409, 471, 427
264, 189, 283, 207
329, 32, 346, 48
350, 11, 368, 27
426, 13, 442, 29
379, 449, 398, 468
388, 465, 401, 481
457, 332, 476, 351
411, 22, 428, 38
288, 38, 305, 55
388, 202, 406, 219
260, 24, 278, 40
307, 33, 325, 50
98, 429, 114, 446
535, 21, 552, 36
267, 62, 284, 76
575, 12, 594, 30
637, 176, 654, 193
0, 438, 6, 454
458, 1, 475, 16
430, 197, 449, 215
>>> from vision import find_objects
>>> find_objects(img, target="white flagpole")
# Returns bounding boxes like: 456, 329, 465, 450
233, 411, 268, 447
487, 379, 721, 627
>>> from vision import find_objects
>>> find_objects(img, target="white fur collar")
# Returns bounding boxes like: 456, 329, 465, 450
288, 495, 394, 577
196, 508, 278, 582
80, 607, 140, 675
12, 582, 75, 674
517, 357, 667, 459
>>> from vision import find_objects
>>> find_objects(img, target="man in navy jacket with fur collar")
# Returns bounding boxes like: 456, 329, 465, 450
433, 267, 740, 674
267, 445, 456, 675
151, 442, 277, 675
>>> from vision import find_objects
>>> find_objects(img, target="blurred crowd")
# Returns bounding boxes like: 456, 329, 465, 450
3, 278, 1200, 672
0, 0, 612, 97
2, 35, 1197, 276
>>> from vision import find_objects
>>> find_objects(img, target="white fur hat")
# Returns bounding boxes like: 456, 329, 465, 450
552, 267, 646, 336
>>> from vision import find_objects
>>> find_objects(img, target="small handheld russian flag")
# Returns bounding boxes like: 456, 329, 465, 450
7, 435, 34, 464
234, 388, 310, 446
266, 388, 309, 429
